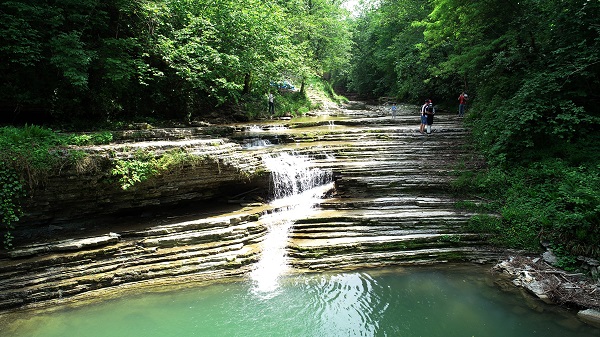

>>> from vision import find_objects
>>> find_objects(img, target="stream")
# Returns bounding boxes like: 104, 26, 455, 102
5, 266, 598, 336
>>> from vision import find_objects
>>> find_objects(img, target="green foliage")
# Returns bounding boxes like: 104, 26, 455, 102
157, 148, 203, 170
344, 0, 432, 100
457, 159, 600, 258
49, 32, 93, 88
0, 166, 25, 249
0, 125, 67, 248
437, 234, 461, 244
0, 125, 65, 187
112, 150, 158, 190
275, 91, 311, 117
241, 78, 338, 118
308, 78, 348, 104
67, 132, 113, 146
1, 0, 353, 123
0, 125, 116, 247
111, 149, 203, 190
551, 244, 579, 272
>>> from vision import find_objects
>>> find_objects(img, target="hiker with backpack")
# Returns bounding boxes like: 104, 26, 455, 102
425, 100, 435, 134
420, 100, 428, 134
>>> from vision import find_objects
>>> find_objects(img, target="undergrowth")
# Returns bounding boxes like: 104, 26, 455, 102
111, 149, 204, 190
454, 158, 600, 268
0, 126, 115, 248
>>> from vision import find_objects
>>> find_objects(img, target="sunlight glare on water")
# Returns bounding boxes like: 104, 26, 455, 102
5, 267, 599, 337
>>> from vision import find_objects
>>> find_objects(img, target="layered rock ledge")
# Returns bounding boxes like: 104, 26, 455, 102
2, 101, 593, 325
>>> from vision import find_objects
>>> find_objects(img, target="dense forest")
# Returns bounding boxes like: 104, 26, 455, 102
0, 0, 351, 125
1, 0, 599, 268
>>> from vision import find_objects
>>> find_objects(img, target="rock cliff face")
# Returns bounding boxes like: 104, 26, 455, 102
0, 103, 505, 313
16, 133, 270, 241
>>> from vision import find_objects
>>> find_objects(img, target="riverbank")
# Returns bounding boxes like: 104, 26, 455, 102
494, 254, 600, 327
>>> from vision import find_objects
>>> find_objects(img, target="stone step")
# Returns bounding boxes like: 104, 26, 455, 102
290, 227, 469, 240
139, 223, 266, 248
0, 207, 273, 312
0, 239, 250, 288
0, 239, 261, 311
289, 247, 500, 271
318, 196, 466, 208
293, 214, 472, 227
289, 232, 487, 252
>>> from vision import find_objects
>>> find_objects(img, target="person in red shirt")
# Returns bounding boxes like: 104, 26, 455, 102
458, 92, 468, 117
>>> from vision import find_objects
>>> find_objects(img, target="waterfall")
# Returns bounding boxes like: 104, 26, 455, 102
242, 138, 272, 149
250, 152, 334, 296
263, 152, 333, 201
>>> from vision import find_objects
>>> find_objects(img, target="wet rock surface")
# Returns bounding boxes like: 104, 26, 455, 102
1, 101, 503, 313
493, 255, 600, 321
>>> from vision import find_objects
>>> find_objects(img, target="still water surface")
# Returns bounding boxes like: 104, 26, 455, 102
6, 266, 598, 337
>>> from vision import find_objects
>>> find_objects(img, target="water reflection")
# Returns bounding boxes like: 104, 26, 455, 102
301, 272, 382, 336
6, 267, 598, 337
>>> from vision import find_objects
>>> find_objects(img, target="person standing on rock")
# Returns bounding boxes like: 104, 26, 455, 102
425, 99, 435, 134
268, 92, 275, 116
391, 103, 397, 119
458, 92, 468, 117
420, 99, 428, 134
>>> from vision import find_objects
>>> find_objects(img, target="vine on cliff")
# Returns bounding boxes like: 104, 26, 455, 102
0, 166, 25, 248
0, 126, 115, 248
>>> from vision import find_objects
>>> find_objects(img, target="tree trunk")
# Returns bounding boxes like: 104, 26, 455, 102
242, 73, 252, 95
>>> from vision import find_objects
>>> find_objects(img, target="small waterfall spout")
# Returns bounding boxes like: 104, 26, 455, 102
263, 152, 333, 201
250, 152, 334, 296
242, 138, 272, 149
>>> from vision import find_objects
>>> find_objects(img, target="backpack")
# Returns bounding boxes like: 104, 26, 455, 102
425, 103, 434, 113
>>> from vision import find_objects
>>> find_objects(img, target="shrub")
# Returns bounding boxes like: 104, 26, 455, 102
112, 150, 158, 190
0, 167, 25, 249
0, 126, 68, 248
456, 157, 600, 259
67, 131, 113, 146
112, 149, 204, 190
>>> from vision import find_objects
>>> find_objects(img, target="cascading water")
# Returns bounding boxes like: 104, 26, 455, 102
250, 152, 334, 296
264, 152, 333, 201
242, 138, 272, 149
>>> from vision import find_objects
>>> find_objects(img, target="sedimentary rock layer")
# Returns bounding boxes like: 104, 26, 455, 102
0, 102, 500, 312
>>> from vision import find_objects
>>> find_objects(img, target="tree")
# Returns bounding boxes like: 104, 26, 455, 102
345, 0, 431, 100
0, 0, 353, 124
282, 0, 353, 92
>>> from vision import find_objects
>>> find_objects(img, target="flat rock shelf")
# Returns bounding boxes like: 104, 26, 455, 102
0, 101, 503, 313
